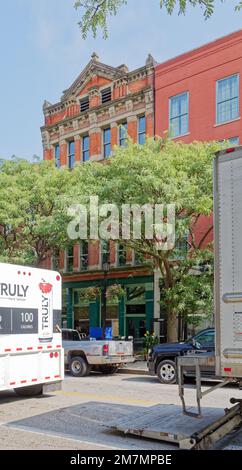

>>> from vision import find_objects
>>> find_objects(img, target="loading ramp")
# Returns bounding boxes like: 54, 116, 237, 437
109, 402, 242, 449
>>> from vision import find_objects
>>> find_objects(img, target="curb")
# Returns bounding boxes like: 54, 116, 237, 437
118, 368, 150, 376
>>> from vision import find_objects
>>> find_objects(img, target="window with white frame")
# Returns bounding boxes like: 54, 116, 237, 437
219, 136, 239, 146
169, 92, 189, 138
103, 128, 111, 158
82, 135, 89, 162
55, 144, 60, 168
216, 74, 239, 124
66, 246, 74, 272
138, 116, 146, 145
119, 122, 128, 147
118, 244, 126, 267
101, 240, 110, 267
68, 141, 75, 169
80, 241, 89, 271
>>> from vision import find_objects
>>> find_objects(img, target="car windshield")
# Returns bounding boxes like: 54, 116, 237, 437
187, 330, 215, 347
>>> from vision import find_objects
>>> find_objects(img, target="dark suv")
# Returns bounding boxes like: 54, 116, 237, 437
148, 328, 215, 384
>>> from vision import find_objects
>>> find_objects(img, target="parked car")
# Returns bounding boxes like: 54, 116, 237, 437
62, 329, 134, 377
148, 328, 215, 384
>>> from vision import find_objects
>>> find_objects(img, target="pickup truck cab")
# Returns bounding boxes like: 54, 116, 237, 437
148, 328, 215, 384
62, 329, 134, 377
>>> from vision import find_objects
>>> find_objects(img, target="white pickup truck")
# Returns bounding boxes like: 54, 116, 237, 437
62, 329, 134, 377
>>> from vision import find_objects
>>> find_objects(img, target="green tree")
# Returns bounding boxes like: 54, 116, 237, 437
71, 139, 219, 341
0, 159, 72, 266
74, 0, 242, 38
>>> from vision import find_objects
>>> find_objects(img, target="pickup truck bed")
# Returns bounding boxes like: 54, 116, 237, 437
62, 329, 134, 377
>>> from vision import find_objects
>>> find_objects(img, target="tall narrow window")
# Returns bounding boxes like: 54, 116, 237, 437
66, 246, 74, 272
80, 96, 89, 113
55, 144, 60, 168
101, 87, 112, 104
103, 128, 111, 158
101, 240, 110, 267
169, 92, 189, 138
217, 74, 239, 124
138, 116, 146, 145
82, 135, 90, 162
118, 244, 126, 267
119, 122, 128, 147
80, 241, 89, 271
68, 141, 75, 169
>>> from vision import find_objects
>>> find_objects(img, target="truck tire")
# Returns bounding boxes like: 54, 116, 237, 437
98, 365, 118, 375
157, 359, 177, 385
69, 356, 90, 377
14, 384, 43, 397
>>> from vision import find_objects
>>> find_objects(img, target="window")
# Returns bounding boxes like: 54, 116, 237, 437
219, 136, 239, 146
119, 123, 128, 147
138, 116, 146, 145
101, 240, 110, 267
52, 249, 60, 271
68, 141, 75, 169
118, 244, 126, 267
103, 128, 111, 158
194, 330, 215, 348
82, 135, 90, 162
228, 136, 239, 146
66, 246, 74, 272
134, 251, 144, 266
80, 241, 89, 271
80, 96, 89, 113
55, 144, 60, 168
101, 87, 112, 104
169, 92, 189, 138
216, 74, 239, 124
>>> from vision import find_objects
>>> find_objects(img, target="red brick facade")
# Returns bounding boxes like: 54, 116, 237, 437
41, 53, 155, 277
42, 31, 242, 280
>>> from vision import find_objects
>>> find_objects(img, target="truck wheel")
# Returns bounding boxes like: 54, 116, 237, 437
99, 365, 118, 375
70, 356, 90, 377
157, 360, 177, 385
14, 384, 43, 397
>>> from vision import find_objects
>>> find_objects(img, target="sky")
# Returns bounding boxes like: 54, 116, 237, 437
0, 0, 242, 160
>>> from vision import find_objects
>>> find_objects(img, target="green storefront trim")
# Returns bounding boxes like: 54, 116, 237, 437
63, 275, 154, 335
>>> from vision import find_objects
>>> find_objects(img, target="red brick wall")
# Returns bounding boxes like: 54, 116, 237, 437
155, 30, 242, 143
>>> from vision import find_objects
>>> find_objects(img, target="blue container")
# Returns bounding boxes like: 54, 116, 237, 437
105, 327, 113, 340
90, 327, 103, 340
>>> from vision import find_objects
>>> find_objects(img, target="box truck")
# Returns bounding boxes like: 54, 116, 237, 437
0, 263, 64, 396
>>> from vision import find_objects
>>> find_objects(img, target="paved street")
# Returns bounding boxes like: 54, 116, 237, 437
0, 372, 242, 450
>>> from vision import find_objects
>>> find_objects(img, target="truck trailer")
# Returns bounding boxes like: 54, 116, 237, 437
0, 263, 64, 396
109, 145, 242, 449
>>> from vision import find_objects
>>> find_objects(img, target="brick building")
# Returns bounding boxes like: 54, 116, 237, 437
41, 30, 242, 341
41, 52, 156, 340
155, 29, 242, 259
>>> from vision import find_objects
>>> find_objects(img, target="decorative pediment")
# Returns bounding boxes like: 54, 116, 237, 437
61, 53, 127, 101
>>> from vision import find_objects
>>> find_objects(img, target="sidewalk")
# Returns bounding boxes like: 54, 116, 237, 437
119, 360, 149, 375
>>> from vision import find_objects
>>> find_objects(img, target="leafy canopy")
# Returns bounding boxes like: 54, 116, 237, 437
74, 0, 242, 38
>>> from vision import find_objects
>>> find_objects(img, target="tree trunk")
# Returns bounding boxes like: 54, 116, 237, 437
167, 310, 178, 343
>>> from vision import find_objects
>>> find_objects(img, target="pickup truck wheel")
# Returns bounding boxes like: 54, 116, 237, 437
70, 356, 90, 377
14, 385, 43, 397
99, 365, 118, 375
157, 360, 177, 385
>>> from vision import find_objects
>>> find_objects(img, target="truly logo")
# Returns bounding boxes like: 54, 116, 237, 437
0, 283, 29, 298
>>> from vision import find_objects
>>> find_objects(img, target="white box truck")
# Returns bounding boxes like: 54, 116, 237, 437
0, 263, 64, 396
214, 145, 242, 379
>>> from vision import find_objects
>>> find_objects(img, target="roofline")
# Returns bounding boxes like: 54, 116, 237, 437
156, 29, 242, 73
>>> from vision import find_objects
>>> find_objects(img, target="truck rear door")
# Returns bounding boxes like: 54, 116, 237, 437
214, 146, 242, 378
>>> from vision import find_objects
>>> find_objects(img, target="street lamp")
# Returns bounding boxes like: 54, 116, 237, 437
102, 261, 110, 339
